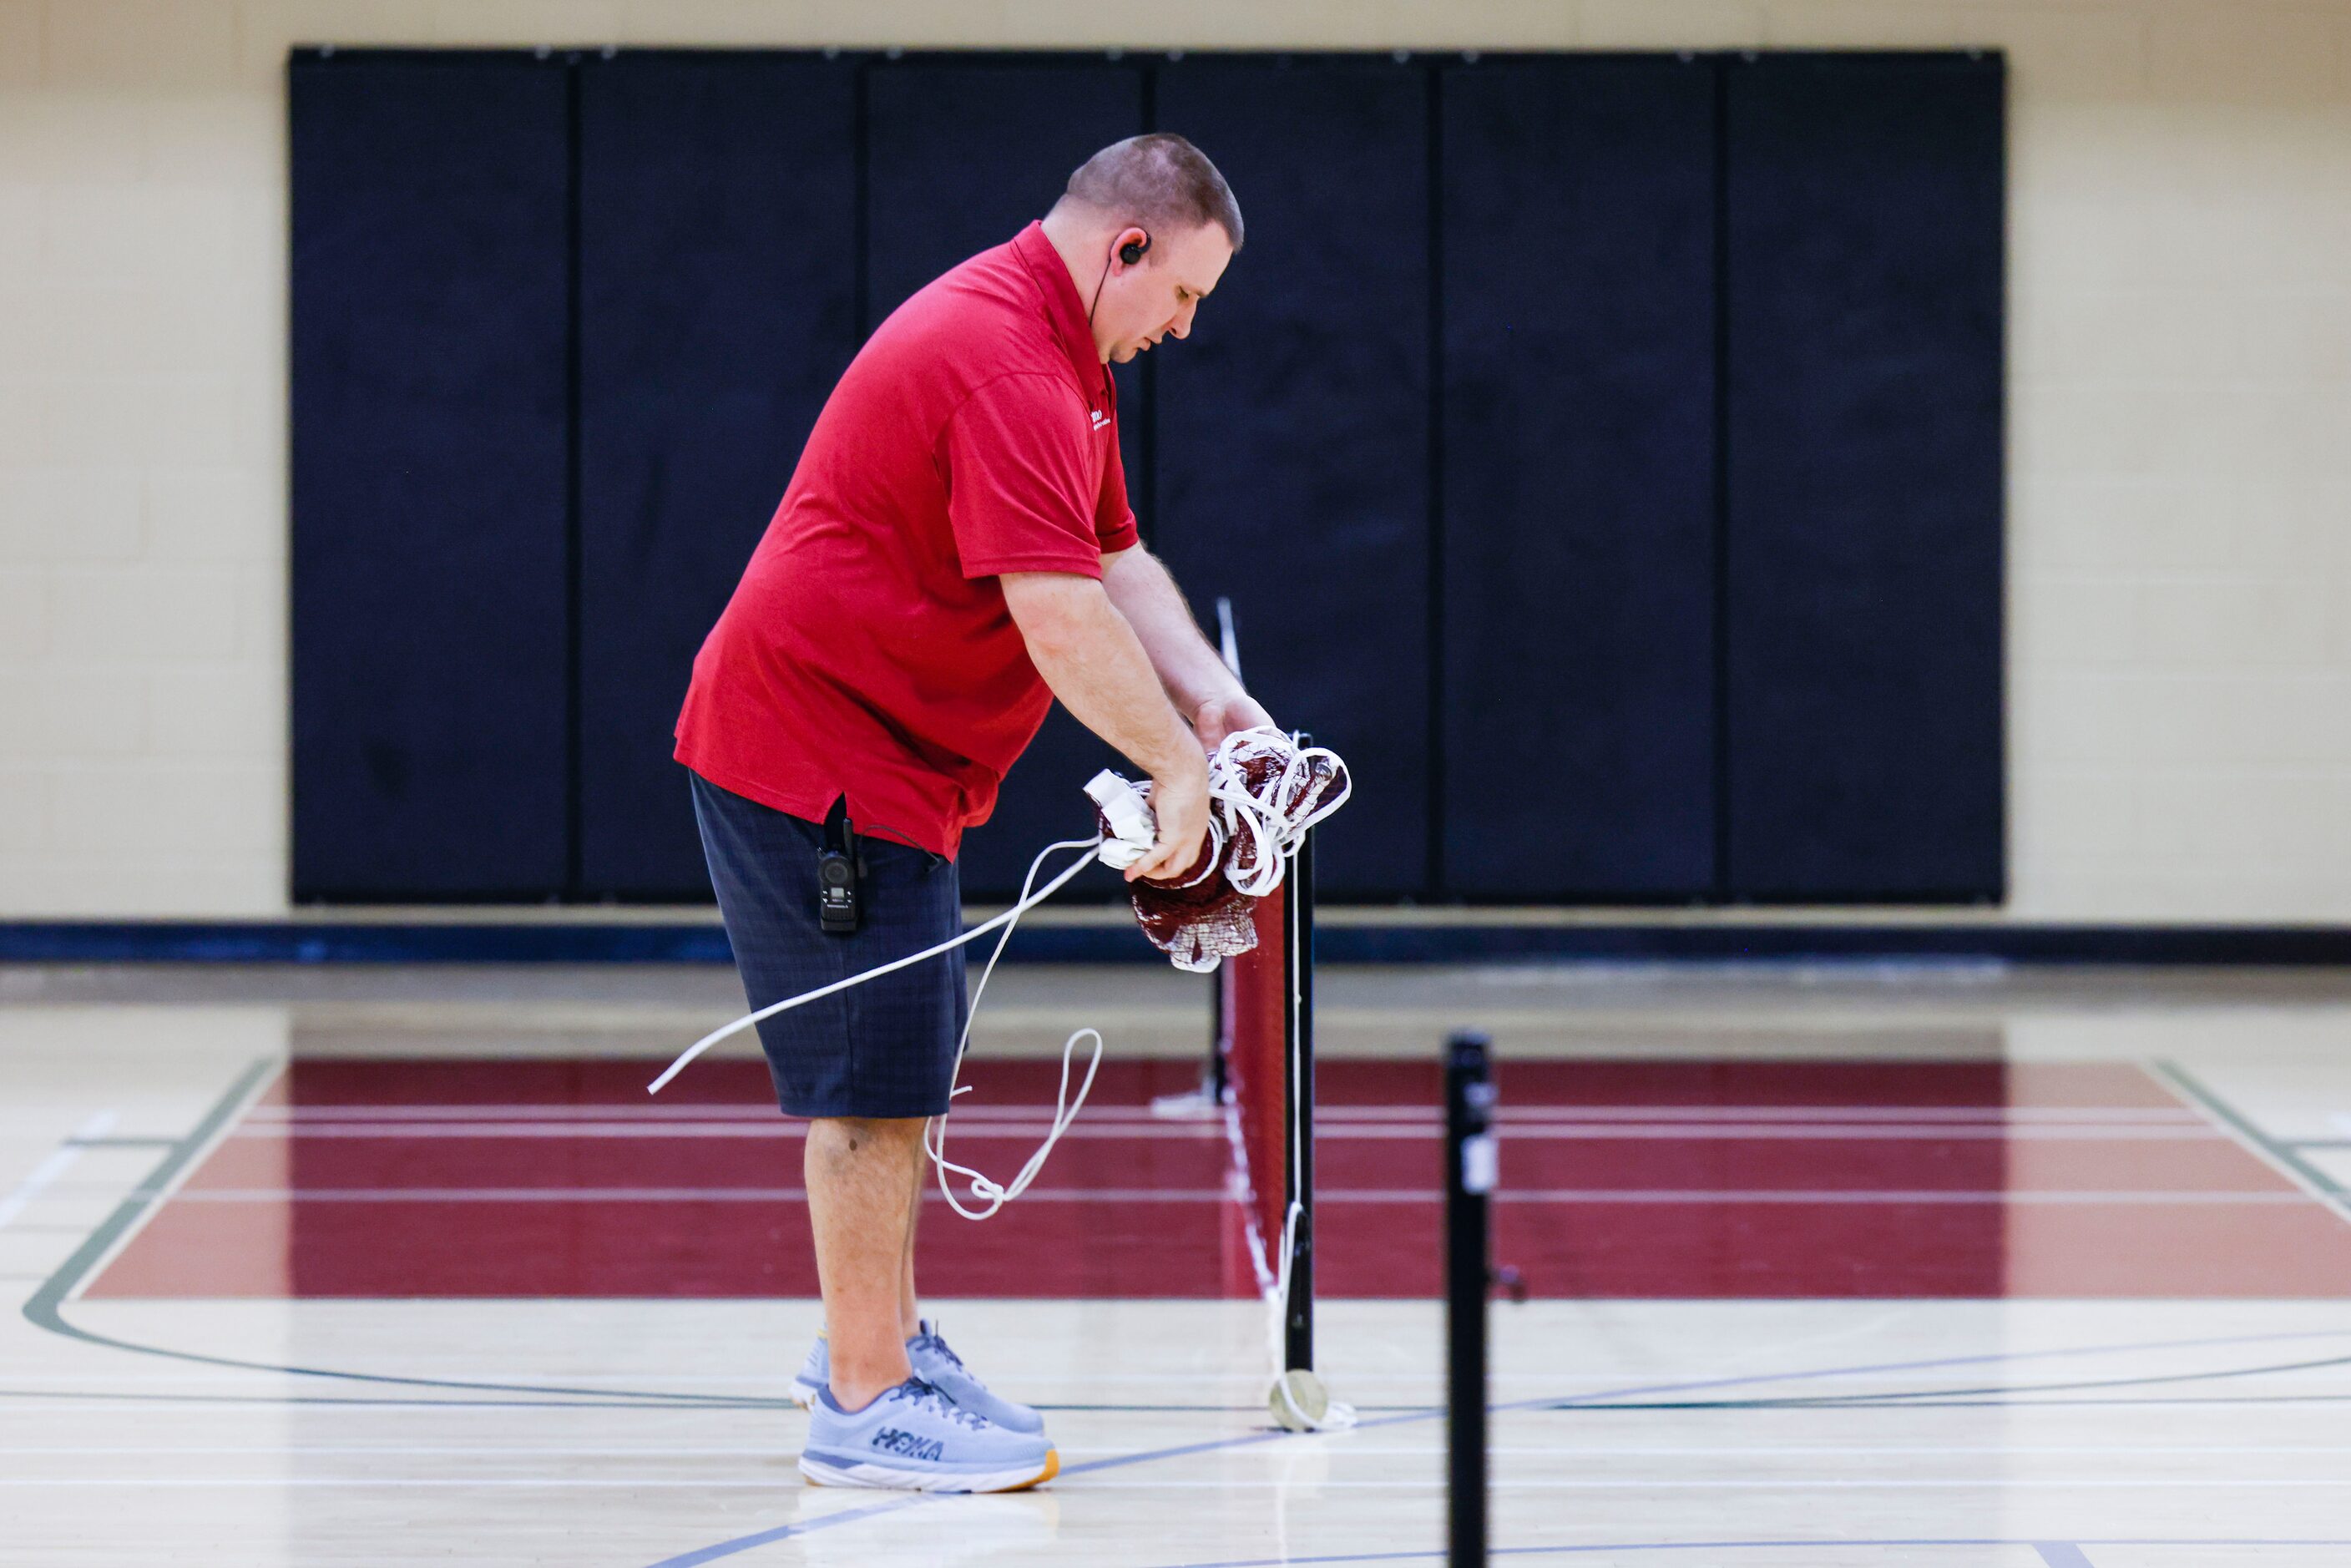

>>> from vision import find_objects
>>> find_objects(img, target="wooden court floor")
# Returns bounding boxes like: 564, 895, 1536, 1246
4, 961, 2350, 1565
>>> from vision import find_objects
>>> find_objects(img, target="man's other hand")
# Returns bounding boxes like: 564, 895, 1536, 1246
1130, 756, 1211, 884
1190, 692, 1277, 753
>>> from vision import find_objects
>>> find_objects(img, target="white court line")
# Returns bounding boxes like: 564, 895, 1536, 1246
9, 1367, 2342, 1390
12, 1442, 2351, 1459
949, 1478, 2351, 1491
223, 1122, 2227, 1141
3, 1476, 2346, 1490
147, 1186, 2308, 1206
242, 1103, 2202, 1124
50, 1363, 2313, 1388
157, 1186, 1222, 1203
0, 1112, 118, 1230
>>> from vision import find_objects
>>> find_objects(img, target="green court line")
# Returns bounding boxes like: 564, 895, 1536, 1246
2154, 1060, 2348, 1215
23, 1055, 279, 1336
18, 1057, 782, 1408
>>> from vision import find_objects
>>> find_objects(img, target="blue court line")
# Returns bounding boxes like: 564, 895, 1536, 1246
638, 1324, 2351, 1566
641, 1499, 929, 1567
1145, 1544, 2351, 1568
1474, 1324, 2351, 1421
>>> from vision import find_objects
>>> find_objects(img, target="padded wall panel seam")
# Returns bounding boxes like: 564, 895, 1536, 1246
864, 58, 1146, 901
290, 56, 572, 900
1438, 57, 1720, 900
1153, 56, 1434, 899
574, 55, 860, 899
1722, 53, 2006, 901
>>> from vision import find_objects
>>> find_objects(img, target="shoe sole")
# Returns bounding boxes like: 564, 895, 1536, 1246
797, 1448, 1059, 1494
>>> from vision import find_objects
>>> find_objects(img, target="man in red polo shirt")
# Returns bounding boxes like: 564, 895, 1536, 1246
676, 134, 1269, 1492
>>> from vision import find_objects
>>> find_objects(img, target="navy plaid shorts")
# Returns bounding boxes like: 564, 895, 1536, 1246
690, 771, 968, 1120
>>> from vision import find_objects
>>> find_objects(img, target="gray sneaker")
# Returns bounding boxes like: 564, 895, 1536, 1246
791, 1320, 1044, 1435
800, 1378, 1058, 1492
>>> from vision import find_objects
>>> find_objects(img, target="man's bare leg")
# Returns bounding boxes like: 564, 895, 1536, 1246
899, 1125, 925, 1340
805, 1115, 924, 1411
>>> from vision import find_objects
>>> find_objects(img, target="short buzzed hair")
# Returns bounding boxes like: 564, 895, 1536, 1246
1059, 134, 1243, 252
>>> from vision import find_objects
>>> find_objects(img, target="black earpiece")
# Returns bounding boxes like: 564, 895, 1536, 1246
1090, 231, 1154, 326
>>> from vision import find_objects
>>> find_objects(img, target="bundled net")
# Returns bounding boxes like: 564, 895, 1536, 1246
1110, 726, 1352, 1428
1093, 728, 1350, 974
1216, 806, 1352, 1430
1221, 889, 1293, 1300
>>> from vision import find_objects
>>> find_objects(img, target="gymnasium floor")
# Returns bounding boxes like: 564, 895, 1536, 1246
5, 960, 2350, 1565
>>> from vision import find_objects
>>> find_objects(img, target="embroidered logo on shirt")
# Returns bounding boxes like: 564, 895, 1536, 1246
1090, 408, 1110, 432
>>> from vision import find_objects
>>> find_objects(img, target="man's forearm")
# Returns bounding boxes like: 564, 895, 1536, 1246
1100, 547, 1246, 725
1000, 572, 1202, 782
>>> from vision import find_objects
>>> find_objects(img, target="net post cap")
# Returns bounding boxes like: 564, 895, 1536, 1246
1445, 1029, 1493, 1062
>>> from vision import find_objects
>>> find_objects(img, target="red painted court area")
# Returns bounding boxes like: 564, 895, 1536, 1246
92, 1057, 2351, 1300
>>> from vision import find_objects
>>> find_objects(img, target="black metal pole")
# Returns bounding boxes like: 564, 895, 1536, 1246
1206, 962, 1229, 1105
1283, 813, 1317, 1371
1445, 1029, 1494, 1566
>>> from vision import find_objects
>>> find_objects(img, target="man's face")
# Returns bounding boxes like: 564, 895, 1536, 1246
1095, 221, 1234, 366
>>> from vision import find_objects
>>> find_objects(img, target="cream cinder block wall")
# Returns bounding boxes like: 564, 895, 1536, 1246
0, 0, 2346, 920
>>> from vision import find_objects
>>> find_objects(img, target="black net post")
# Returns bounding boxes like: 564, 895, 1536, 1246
1445, 1029, 1494, 1565
1201, 598, 1243, 1110
1282, 808, 1317, 1372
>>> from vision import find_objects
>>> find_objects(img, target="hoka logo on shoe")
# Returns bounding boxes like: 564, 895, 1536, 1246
872, 1427, 946, 1462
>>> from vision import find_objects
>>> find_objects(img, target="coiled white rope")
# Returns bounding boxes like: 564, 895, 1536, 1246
1112, 727, 1352, 895
648, 728, 1348, 1223
644, 833, 1105, 1097
923, 834, 1108, 1220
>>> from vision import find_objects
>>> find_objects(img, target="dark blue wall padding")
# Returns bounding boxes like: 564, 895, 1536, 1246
865, 59, 1144, 900
864, 58, 1143, 326
290, 57, 571, 899
575, 56, 860, 898
1438, 58, 1720, 899
1152, 58, 1433, 898
1723, 54, 2005, 900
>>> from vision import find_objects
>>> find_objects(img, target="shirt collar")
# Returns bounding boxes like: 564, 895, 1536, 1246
1011, 220, 1109, 399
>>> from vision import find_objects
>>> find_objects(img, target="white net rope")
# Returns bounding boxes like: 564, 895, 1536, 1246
650, 730, 1350, 1234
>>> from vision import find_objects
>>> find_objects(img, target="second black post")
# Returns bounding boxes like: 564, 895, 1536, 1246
1445, 1028, 1494, 1565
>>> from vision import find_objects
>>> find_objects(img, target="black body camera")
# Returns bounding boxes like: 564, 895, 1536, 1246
817, 797, 860, 934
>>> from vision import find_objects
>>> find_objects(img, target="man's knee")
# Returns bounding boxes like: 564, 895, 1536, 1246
811, 1115, 925, 1154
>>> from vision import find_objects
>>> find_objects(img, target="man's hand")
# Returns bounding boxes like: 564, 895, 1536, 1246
1130, 754, 1211, 884
1191, 691, 1277, 754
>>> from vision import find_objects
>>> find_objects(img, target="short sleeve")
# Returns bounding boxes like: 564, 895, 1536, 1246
1095, 408, 1140, 555
942, 374, 1106, 579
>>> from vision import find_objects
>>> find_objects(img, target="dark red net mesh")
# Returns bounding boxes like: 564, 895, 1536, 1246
1094, 740, 1347, 974
1130, 839, 1258, 972
1223, 890, 1291, 1282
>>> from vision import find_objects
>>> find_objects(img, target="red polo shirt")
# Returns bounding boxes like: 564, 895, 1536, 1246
675, 222, 1138, 857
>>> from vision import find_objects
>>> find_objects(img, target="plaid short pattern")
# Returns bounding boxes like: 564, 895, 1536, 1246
690, 771, 968, 1120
